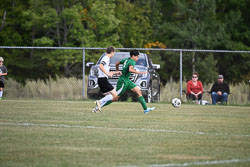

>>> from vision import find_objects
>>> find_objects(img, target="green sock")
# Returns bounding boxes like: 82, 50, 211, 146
103, 100, 112, 107
138, 96, 147, 110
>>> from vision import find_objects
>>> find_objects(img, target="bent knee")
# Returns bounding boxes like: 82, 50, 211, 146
112, 96, 120, 101
132, 86, 142, 96
135, 90, 142, 97
211, 92, 217, 95
222, 93, 228, 97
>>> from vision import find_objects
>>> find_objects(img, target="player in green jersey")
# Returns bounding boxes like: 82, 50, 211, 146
98, 50, 155, 114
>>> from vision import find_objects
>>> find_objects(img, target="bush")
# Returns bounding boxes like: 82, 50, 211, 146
4, 76, 87, 100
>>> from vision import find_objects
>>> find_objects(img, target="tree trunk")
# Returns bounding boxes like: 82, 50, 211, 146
62, 1, 68, 45
192, 52, 195, 73
0, 11, 6, 32
30, 27, 35, 59
56, 1, 61, 46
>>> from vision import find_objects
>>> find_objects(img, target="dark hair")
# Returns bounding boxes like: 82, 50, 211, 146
106, 46, 115, 54
130, 50, 140, 57
193, 72, 198, 77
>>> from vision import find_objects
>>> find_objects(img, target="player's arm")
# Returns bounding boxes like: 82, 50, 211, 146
129, 65, 147, 74
99, 63, 112, 78
115, 61, 120, 71
0, 73, 7, 76
114, 61, 122, 75
0, 68, 7, 76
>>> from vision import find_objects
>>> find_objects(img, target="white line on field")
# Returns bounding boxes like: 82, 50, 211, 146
118, 158, 250, 167
0, 122, 249, 137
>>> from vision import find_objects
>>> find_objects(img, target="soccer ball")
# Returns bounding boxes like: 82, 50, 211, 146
172, 98, 181, 108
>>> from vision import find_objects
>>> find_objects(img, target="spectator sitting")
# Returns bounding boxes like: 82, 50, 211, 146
186, 72, 203, 101
210, 74, 230, 105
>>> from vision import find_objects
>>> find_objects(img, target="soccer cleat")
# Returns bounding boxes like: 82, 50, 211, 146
95, 100, 101, 112
144, 107, 155, 114
92, 107, 97, 113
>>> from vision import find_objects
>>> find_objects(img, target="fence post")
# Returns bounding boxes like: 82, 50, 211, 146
180, 50, 183, 99
82, 48, 85, 99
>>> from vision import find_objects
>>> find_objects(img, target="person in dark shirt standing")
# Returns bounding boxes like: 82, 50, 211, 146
210, 75, 230, 104
0, 57, 8, 100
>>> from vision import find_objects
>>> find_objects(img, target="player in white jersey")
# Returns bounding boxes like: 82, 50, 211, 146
92, 47, 121, 113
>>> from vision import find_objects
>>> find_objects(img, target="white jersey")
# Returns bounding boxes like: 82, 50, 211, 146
98, 55, 110, 78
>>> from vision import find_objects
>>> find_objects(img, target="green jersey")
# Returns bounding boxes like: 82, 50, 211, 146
116, 57, 137, 96
119, 58, 136, 80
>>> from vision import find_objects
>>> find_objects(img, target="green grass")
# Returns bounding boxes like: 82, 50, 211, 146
0, 100, 250, 167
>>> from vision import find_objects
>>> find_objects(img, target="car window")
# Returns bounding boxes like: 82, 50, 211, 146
110, 54, 130, 64
135, 58, 147, 66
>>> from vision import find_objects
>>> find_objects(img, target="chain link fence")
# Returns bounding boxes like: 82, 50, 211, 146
0, 46, 249, 104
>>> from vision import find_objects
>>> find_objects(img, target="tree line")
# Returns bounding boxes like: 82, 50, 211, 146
0, 0, 249, 84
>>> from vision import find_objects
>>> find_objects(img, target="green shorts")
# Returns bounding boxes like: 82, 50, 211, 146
116, 78, 137, 96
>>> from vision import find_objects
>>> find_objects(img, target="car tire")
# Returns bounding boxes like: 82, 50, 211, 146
151, 78, 160, 103
144, 87, 152, 103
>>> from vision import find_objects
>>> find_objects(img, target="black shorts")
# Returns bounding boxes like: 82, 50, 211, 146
0, 81, 4, 88
98, 77, 114, 93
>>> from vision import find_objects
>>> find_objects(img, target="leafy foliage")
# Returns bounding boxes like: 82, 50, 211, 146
0, 0, 249, 83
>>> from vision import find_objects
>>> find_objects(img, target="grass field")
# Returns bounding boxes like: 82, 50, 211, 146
0, 100, 250, 167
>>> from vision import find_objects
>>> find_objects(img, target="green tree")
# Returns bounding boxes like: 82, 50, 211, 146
196, 54, 218, 83
21, 0, 86, 77
0, 0, 249, 84
0, 0, 29, 46
115, 0, 152, 48
156, 0, 225, 83
215, 0, 250, 82
0, 0, 42, 82
83, 0, 121, 47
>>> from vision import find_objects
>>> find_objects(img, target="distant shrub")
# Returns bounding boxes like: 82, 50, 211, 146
5, 76, 87, 100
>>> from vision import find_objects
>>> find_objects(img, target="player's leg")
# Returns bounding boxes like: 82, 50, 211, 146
102, 78, 129, 106
131, 86, 147, 109
93, 78, 114, 112
0, 81, 4, 100
93, 79, 123, 112
0, 88, 3, 100
130, 83, 155, 114
116, 79, 127, 98
96, 80, 126, 111
99, 89, 118, 108
99, 79, 125, 107
93, 94, 112, 113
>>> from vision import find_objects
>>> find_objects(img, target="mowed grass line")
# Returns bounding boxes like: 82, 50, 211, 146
0, 100, 250, 167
